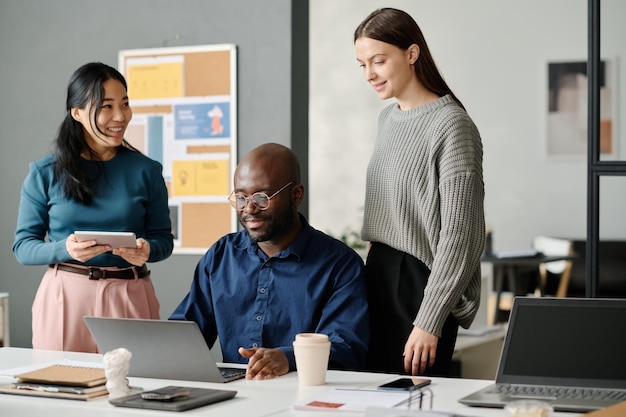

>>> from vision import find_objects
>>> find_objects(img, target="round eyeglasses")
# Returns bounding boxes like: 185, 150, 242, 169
228, 182, 294, 211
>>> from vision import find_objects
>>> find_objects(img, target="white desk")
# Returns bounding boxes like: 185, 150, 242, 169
0, 347, 581, 417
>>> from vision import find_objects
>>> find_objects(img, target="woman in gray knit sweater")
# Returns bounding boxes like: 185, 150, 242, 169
355, 8, 485, 376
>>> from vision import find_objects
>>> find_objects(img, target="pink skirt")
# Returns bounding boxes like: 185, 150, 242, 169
32, 264, 160, 353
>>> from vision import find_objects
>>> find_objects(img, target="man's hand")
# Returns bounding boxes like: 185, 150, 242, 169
238, 347, 289, 380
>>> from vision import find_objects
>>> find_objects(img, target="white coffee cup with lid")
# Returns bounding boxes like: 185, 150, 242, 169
292, 333, 331, 386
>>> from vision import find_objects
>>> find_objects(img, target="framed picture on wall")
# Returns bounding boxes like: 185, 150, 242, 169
547, 59, 617, 159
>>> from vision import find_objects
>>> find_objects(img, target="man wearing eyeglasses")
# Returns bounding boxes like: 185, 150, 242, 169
170, 143, 369, 380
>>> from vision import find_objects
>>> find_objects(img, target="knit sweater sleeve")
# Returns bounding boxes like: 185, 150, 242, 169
413, 105, 485, 335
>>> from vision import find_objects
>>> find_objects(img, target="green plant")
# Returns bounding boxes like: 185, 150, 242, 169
335, 228, 367, 250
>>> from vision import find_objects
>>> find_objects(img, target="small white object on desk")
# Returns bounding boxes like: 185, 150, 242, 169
504, 400, 553, 417
102, 347, 132, 399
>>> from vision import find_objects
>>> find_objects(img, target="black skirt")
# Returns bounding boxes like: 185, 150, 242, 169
364, 242, 458, 376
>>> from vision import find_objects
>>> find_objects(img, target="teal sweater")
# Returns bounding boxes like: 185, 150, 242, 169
13, 148, 173, 268
361, 95, 485, 336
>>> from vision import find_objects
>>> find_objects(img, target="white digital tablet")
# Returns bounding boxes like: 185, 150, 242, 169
74, 231, 137, 248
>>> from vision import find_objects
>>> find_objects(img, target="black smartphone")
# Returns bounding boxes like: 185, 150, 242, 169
377, 377, 431, 391
140, 387, 190, 401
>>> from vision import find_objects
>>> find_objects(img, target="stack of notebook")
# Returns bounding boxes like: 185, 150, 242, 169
0, 363, 108, 401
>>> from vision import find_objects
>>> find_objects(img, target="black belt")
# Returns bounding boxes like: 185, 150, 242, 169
49, 264, 150, 280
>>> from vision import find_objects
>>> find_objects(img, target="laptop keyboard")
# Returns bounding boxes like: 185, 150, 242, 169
490, 385, 626, 401
219, 367, 246, 379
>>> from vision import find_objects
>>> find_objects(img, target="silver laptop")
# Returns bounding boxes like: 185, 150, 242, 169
459, 297, 626, 412
84, 317, 246, 383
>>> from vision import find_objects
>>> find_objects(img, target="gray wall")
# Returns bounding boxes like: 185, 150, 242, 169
0, 0, 308, 347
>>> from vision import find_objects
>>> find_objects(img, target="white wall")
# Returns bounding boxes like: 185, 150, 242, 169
309, 0, 626, 251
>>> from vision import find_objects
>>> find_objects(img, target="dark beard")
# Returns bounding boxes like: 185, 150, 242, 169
241, 206, 295, 243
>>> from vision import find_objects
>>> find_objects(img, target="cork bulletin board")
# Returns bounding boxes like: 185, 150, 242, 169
119, 44, 237, 254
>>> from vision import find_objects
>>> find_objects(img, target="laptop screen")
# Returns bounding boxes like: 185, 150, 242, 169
497, 297, 626, 388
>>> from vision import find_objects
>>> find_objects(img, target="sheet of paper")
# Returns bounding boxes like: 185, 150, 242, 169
365, 406, 462, 416
293, 388, 412, 412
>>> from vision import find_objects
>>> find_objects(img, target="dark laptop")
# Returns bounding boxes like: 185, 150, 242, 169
84, 317, 246, 383
459, 297, 626, 412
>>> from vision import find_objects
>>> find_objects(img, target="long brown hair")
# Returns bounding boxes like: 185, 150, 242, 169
354, 8, 465, 110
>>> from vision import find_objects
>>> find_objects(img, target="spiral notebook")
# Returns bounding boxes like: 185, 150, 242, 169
0, 363, 108, 401
14, 364, 106, 387
0, 383, 108, 401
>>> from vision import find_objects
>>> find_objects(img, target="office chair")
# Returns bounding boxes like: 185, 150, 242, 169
532, 236, 574, 297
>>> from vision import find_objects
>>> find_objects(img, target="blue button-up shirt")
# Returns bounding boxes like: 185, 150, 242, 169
170, 215, 369, 371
